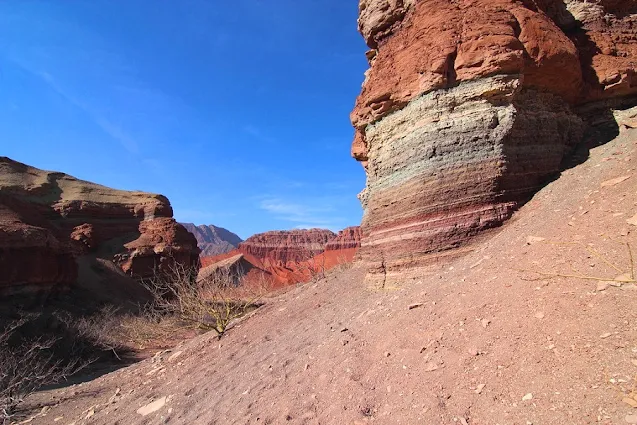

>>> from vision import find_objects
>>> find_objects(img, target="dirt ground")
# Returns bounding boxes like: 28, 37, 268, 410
17, 124, 637, 424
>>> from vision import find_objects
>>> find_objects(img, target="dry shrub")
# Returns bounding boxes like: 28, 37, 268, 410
142, 262, 265, 338
329, 254, 354, 274
118, 308, 186, 350
296, 248, 327, 283
0, 316, 89, 424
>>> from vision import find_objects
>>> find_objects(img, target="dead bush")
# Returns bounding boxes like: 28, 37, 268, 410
142, 262, 264, 338
0, 316, 89, 424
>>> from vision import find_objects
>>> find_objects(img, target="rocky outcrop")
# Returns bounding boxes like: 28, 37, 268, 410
0, 157, 199, 293
238, 229, 336, 267
200, 227, 362, 288
0, 194, 77, 293
351, 0, 636, 283
325, 226, 362, 251
180, 223, 243, 257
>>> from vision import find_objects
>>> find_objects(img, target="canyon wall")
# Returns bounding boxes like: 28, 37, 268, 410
238, 229, 336, 267
201, 227, 363, 287
352, 0, 636, 283
325, 226, 362, 251
0, 157, 200, 293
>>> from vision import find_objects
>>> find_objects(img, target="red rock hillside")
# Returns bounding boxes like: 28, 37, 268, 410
238, 229, 336, 268
352, 0, 637, 284
200, 227, 362, 287
0, 157, 200, 294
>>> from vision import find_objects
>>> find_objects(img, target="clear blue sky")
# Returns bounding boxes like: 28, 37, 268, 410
0, 1, 368, 239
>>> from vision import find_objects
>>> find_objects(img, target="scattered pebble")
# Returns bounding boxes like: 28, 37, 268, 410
534, 312, 545, 319
481, 319, 491, 328
522, 393, 533, 401
526, 236, 545, 245
627, 214, 637, 227
168, 351, 183, 362
601, 175, 631, 187
475, 384, 486, 394
600, 333, 612, 339
424, 362, 439, 372
137, 397, 167, 416
597, 281, 610, 291
623, 397, 637, 408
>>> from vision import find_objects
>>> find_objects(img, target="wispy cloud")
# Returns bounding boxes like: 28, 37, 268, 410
258, 197, 346, 230
14, 62, 141, 154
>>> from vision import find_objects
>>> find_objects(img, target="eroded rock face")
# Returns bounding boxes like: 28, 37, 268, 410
238, 229, 336, 267
325, 226, 362, 251
0, 157, 199, 292
351, 0, 636, 283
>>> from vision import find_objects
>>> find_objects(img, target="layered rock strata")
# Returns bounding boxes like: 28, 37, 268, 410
0, 157, 199, 292
351, 0, 636, 283
325, 226, 362, 251
201, 227, 363, 288
238, 229, 336, 267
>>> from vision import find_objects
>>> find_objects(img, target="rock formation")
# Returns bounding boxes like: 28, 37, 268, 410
351, 0, 636, 283
238, 229, 336, 267
180, 223, 243, 257
325, 226, 362, 251
0, 157, 200, 293
200, 227, 363, 288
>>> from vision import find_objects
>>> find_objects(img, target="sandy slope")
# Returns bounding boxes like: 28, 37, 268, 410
22, 126, 637, 424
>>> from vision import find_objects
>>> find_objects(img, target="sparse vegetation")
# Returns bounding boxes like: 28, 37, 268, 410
0, 315, 89, 424
142, 262, 265, 338
519, 238, 636, 284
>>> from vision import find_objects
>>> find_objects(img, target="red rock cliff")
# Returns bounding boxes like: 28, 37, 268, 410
0, 157, 200, 293
325, 226, 362, 251
351, 0, 636, 283
238, 229, 336, 267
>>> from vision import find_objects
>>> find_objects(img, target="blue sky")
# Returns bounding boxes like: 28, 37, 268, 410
0, 1, 368, 239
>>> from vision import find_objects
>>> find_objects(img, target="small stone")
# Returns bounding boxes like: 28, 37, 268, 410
616, 273, 633, 282
475, 384, 486, 394
167, 351, 183, 362
53, 418, 63, 422
424, 362, 439, 372
522, 393, 533, 401
137, 397, 167, 416
601, 175, 631, 188
86, 408, 95, 419
623, 397, 637, 408
627, 214, 637, 227
632, 359, 637, 367
526, 236, 545, 245
385, 352, 391, 357
534, 312, 545, 319
408, 303, 424, 310
460, 418, 469, 425
600, 333, 612, 339
596, 281, 610, 291
626, 414, 637, 424
481, 319, 490, 328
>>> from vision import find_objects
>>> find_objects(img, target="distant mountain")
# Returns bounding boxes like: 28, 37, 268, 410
180, 223, 243, 257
